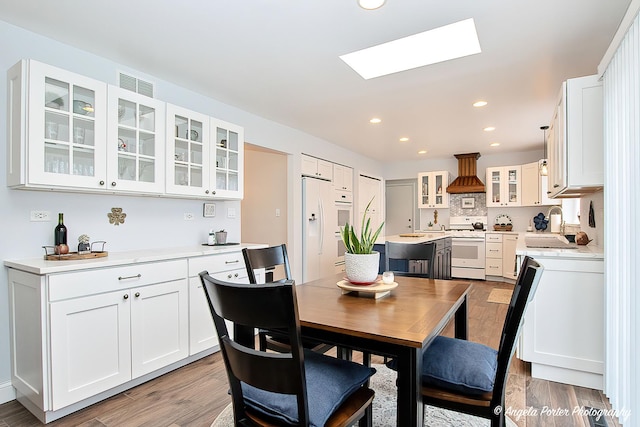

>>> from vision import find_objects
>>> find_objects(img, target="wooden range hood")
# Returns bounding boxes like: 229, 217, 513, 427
446, 153, 486, 193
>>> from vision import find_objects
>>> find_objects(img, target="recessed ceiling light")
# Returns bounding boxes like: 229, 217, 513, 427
339, 18, 482, 80
490, 142, 500, 147
369, 118, 382, 124
418, 150, 427, 154
473, 101, 488, 107
483, 126, 495, 132
358, 0, 385, 10
399, 137, 409, 142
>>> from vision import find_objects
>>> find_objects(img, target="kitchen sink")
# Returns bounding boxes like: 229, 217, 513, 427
525, 235, 579, 249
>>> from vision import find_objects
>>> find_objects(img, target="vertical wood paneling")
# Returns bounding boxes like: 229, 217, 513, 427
601, 10, 640, 427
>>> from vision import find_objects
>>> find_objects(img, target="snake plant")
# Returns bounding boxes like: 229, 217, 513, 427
340, 197, 384, 254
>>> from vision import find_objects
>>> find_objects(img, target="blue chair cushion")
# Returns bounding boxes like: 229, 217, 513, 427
241, 349, 376, 427
422, 336, 498, 396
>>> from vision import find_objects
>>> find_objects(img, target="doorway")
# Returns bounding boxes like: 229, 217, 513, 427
241, 144, 288, 247
385, 179, 418, 235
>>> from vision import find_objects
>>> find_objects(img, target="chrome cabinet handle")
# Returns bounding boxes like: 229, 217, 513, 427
111, 181, 117, 187
118, 273, 141, 280
225, 260, 239, 264
99, 180, 105, 186
135, 292, 140, 298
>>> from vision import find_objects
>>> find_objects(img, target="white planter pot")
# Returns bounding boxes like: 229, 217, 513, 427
344, 252, 380, 284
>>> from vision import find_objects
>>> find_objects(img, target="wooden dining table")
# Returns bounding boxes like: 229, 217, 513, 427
294, 273, 472, 427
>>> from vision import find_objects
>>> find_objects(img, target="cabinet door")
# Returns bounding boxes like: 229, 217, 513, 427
502, 235, 518, 279
418, 172, 431, 208
23, 60, 108, 190
130, 279, 189, 378
50, 290, 131, 410
166, 104, 211, 197
188, 276, 219, 355
316, 159, 333, 181
107, 86, 166, 194
334, 164, 353, 191
503, 166, 521, 206
358, 175, 384, 242
486, 167, 503, 206
211, 118, 244, 199
521, 162, 540, 206
431, 171, 449, 208
548, 88, 565, 197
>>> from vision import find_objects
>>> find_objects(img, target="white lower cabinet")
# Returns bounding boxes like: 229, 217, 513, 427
520, 256, 604, 389
6, 246, 263, 423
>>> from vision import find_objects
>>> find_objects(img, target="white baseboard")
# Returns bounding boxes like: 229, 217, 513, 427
0, 380, 16, 404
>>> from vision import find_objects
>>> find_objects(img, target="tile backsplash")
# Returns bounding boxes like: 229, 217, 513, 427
449, 193, 487, 217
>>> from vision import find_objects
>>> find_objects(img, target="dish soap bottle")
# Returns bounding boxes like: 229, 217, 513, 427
207, 229, 216, 245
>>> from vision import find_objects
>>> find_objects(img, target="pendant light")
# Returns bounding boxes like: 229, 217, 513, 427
539, 125, 549, 176
358, 0, 386, 10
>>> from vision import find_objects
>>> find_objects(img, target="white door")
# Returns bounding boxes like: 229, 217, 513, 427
130, 280, 189, 378
385, 180, 416, 235
50, 290, 131, 410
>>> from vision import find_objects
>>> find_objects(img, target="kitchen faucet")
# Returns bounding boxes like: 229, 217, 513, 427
546, 205, 565, 234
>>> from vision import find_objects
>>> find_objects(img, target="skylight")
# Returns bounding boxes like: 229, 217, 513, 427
340, 18, 481, 80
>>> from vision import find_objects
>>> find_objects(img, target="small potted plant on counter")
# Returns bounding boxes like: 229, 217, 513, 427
215, 229, 227, 245
340, 198, 384, 284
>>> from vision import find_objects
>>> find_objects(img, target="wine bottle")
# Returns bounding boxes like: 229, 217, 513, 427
54, 213, 68, 255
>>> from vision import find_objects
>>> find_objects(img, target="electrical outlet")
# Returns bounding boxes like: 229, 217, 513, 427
30, 211, 51, 222
227, 207, 236, 218
183, 212, 194, 221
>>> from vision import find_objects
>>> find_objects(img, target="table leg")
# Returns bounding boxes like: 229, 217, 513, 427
455, 294, 468, 340
395, 346, 423, 426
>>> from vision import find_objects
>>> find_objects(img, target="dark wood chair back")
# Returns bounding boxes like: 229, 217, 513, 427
421, 255, 544, 427
385, 241, 437, 278
243, 244, 292, 284
199, 272, 374, 426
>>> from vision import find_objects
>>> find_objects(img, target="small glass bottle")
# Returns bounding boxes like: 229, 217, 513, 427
54, 213, 69, 254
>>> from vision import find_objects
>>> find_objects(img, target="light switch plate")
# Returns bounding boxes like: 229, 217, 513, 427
203, 203, 216, 217
227, 207, 236, 218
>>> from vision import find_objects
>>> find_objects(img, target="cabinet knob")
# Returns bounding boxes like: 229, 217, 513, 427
212, 191, 216, 195
123, 294, 129, 300
227, 274, 232, 279
135, 292, 140, 298
234, 273, 238, 278
99, 180, 105, 186
111, 182, 117, 187
205, 190, 209, 194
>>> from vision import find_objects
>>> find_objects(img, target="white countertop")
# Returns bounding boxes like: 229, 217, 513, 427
384, 233, 448, 244
515, 233, 604, 259
3, 243, 267, 275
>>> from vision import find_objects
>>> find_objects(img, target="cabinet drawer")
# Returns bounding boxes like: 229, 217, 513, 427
189, 251, 245, 277
486, 233, 503, 243
210, 268, 249, 283
486, 242, 503, 258
49, 260, 187, 301
486, 259, 503, 275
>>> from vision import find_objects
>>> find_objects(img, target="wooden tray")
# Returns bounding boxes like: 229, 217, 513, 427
493, 225, 513, 231
45, 251, 108, 261
398, 233, 426, 237
337, 279, 398, 299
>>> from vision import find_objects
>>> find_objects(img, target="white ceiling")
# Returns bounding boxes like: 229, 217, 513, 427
0, 0, 631, 161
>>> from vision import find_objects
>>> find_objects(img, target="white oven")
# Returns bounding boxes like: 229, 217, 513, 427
335, 190, 353, 265
449, 216, 487, 280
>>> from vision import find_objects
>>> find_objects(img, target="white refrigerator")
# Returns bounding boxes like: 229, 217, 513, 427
302, 177, 337, 283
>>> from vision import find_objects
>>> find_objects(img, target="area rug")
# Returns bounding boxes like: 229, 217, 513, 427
487, 288, 513, 304
211, 364, 517, 426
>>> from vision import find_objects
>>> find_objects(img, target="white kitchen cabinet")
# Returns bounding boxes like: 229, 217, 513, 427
358, 174, 384, 242
521, 160, 554, 206
502, 234, 518, 280
485, 234, 503, 278
333, 163, 353, 191
187, 251, 263, 355
7, 59, 108, 190
301, 154, 333, 181
107, 85, 166, 194
212, 119, 244, 199
486, 166, 522, 207
418, 171, 449, 208
165, 104, 210, 197
8, 259, 189, 418
547, 74, 603, 198
520, 256, 604, 389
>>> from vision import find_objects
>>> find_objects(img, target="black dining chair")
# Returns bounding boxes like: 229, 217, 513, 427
242, 245, 332, 353
199, 272, 376, 427
384, 241, 437, 278
389, 255, 544, 427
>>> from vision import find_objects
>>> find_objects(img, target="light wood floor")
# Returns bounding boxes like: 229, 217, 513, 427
0, 280, 620, 427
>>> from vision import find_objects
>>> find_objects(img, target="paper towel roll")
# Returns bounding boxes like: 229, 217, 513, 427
550, 214, 562, 233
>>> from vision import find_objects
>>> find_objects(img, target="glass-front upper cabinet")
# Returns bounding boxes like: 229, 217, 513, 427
418, 171, 449, 208
165, 104, 211, 197
7, 60, 108, 190
486, 166, 522, 207
107, 86, 165, 194
211, 119, 244, 199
